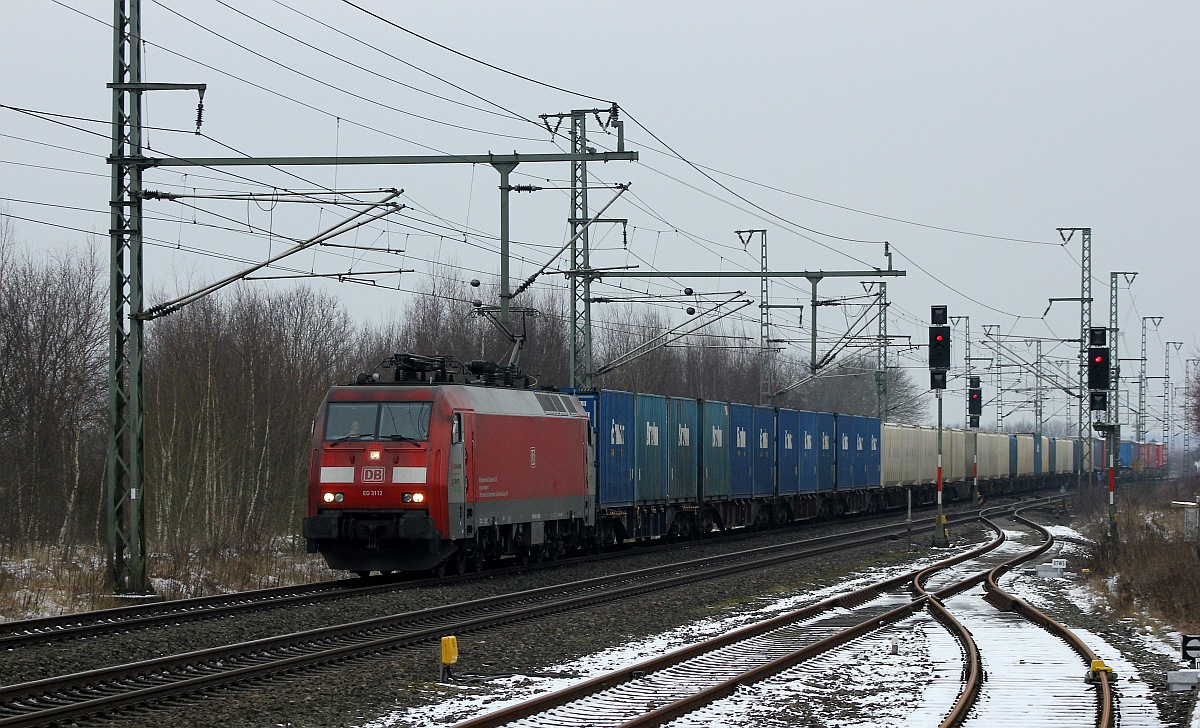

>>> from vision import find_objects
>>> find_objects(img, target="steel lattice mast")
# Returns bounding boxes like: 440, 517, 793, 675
570, 111, 592, 389
1059, 228, 1091, 488
108, 0, 148, 594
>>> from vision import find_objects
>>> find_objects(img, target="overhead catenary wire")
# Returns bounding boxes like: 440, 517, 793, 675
148, 0, 548, 144
142, 190, 404, 319
8, 2, 1124, 427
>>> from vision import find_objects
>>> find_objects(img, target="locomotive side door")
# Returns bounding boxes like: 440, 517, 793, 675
447, 412, 468, 540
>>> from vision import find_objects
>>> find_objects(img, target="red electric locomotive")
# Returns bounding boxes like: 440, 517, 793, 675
303, 354, 595, 575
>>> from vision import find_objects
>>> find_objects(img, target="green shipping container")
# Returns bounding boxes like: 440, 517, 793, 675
634, 393, 668, 503
700, 400, 730, 500
666, 397, 700, 502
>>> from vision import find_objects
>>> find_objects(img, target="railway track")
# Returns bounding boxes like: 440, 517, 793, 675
0, 507, 983, 727
0, 499, 1002, 649
444, 498, 1113, 728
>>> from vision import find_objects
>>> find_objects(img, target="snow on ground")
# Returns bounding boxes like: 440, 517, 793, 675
359, 549, 961, 728
364, 521, 1200, 728
1006, 523, 1197, 728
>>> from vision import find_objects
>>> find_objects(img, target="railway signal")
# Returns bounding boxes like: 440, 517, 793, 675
929, 326, 952, 370
1087, 326, 1110, 404
930, 306, 950, 547
1088, 347, 1111, 393
968, 376, 982, 417
928, 306, 951, 390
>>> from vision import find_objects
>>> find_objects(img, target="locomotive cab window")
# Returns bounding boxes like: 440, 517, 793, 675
324, 401, 432, 442
325, 403, 378, 441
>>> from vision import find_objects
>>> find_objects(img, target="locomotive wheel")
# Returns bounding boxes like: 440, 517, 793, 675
449, 549, 468, 576
469, 547, 484, 573
430, 560, 447, 578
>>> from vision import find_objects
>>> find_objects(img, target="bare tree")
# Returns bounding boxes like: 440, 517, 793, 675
0, 229, 106, 548
143, 285, 359, 552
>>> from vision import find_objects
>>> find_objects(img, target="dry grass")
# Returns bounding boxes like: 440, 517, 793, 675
1077, 476, 1200, 634
0, 538, 329, 620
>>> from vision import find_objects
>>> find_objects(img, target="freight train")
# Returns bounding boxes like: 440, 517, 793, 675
1100, 438, 1167, 478
303, 353, 1096, 576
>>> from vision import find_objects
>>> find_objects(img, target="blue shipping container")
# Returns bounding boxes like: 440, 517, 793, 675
1034, 436, 1043, 475
852, 415, 870, 489
836, 413, 855, 489
753, 406, 776, 497
574, 390, 635, 508
776, 409, 801, 495
864, 416, 882, 488
700, 400, 730, 501
798, 410, 820, 493
817, 412, 837, 491
1119, 441, 1136, 469
729, 403, 754, 497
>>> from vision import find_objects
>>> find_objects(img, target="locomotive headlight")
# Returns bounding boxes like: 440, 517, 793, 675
323, 492, 336, 503
368, 449, 382, 461
322, 492, 345, 504
412, 492, 426, 504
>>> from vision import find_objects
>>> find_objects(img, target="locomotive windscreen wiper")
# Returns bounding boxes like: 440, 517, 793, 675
379, 434, 417, 442
328, 434, 373, 446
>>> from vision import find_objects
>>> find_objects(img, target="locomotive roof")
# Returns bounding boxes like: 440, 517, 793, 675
328, 382, 586, 419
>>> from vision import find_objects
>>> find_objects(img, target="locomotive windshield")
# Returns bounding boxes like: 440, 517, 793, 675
325, 401, 433, 442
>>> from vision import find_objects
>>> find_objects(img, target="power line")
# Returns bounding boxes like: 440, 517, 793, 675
263, 0, 543, 132
338, 0, 613, 104
150, 0, 548, 143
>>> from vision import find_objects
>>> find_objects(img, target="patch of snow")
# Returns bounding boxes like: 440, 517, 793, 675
358, 548, 969, 728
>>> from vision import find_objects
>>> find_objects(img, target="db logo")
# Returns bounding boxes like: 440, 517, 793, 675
361, 466, 385, 483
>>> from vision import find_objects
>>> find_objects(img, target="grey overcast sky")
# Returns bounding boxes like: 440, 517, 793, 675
1, 1, 1196, 432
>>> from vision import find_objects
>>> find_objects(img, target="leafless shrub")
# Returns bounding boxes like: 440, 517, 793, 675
1077, 478, 1200, 633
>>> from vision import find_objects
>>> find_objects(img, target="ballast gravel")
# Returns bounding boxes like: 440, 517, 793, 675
9, 500, 1192, 727
79, 516, 978, 727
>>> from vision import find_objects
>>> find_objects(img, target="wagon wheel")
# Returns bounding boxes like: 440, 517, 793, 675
664, 523, 679, 544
